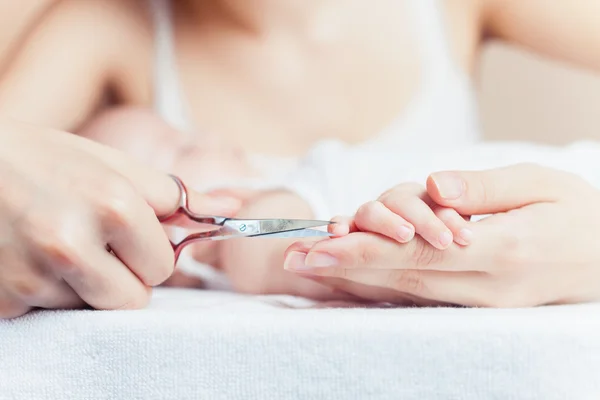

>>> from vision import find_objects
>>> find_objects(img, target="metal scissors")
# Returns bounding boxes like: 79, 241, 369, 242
158, 175, 333, 263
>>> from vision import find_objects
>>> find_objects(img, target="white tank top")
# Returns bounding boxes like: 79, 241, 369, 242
148, 0, 481, 159
147, 0, 482, 286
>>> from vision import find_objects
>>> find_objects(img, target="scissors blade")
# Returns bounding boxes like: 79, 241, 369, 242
223, 218, 332, 237
255, 229, 333, 239
258, 219, 332, 234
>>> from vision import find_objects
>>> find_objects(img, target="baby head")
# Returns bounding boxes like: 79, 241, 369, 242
171, 139, 259, 191
79, 106, 259, 191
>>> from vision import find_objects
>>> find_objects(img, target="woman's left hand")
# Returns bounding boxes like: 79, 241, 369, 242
283, 163, 600, 307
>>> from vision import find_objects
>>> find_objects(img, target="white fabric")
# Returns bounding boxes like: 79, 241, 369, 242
1, 288, 599, 400
149, 0, 191, 133
5, 141, 600, 398
285, 139, 600, 220
149, 0, 480, 150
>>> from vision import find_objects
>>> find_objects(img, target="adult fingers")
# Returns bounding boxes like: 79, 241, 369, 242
426, 163, 574, 215
70, 131, 242, 219
0, 245, 82, 309
285, 233, 454, 271
2, 266, 83, 310
315, 268, 535, 308
80, 140, 237, 284
94, 173, 175, 286
307, 268, 494, 307
433, 206, 472, 246
48, 244, 152, 311
8, 277, 84, 310
303, 275, 435, 306
4, 120, 211, 219
0, 289, 30, 319
284, 225, 500, 272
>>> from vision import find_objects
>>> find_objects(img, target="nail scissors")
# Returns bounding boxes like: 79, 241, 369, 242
158, 175, 333, 263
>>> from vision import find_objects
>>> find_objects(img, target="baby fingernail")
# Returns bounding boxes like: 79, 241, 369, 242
397, 225, 414, 241
331, 223, 349, 236
458, 228, 473, 245
305, 252, 338, 268
438, 230, 453, 247
284, 251, 310, 271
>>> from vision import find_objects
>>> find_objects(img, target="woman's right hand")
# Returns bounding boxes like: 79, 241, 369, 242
0, 117, 241, 318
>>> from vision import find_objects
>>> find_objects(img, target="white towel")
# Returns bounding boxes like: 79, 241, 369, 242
1, 288, 599, 400
4, 140, 600, 399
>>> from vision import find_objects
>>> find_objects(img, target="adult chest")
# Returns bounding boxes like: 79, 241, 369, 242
167, 0, 479, 156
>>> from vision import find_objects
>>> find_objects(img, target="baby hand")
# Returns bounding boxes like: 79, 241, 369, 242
329, 182, 472, 249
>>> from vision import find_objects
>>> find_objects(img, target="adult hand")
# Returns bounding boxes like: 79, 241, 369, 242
283, 163, 600, 307
0, 117, 240, 318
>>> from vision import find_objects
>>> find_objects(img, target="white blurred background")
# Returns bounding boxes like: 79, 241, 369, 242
479, 43, 600, 144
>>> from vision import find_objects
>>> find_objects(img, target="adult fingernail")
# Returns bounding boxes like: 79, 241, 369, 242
284, 251, 310, 271
431, 172, 465, 200
397, 225, 415, 241
438, 230, 453, 248
305, 252, 338, 268
458, 228, 473, 245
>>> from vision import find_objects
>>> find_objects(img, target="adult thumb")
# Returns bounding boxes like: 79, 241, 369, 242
426, 163, 565, 215
70, 129, 242, 219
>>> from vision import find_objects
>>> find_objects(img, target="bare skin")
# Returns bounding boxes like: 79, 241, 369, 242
0, 0, 59, 75
1, 0, 600, 299
3, 0, 599, 150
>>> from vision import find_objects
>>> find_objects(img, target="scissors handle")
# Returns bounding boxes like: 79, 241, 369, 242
159, 175, 233, 264
158, 175, 332, 265
168, 230, 232, 264
158, 175, 227, 225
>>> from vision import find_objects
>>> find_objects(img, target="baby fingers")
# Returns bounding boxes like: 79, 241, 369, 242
353, 201, 416, 243
328, 215, 357, 237
377, 190, 454, 250
433, 207, 473, 246
328, 185, 473, 249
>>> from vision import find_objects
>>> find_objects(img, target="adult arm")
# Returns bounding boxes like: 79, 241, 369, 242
0, 0, 58, 75
0, 0, 151, 131
481, 0, 600, 72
